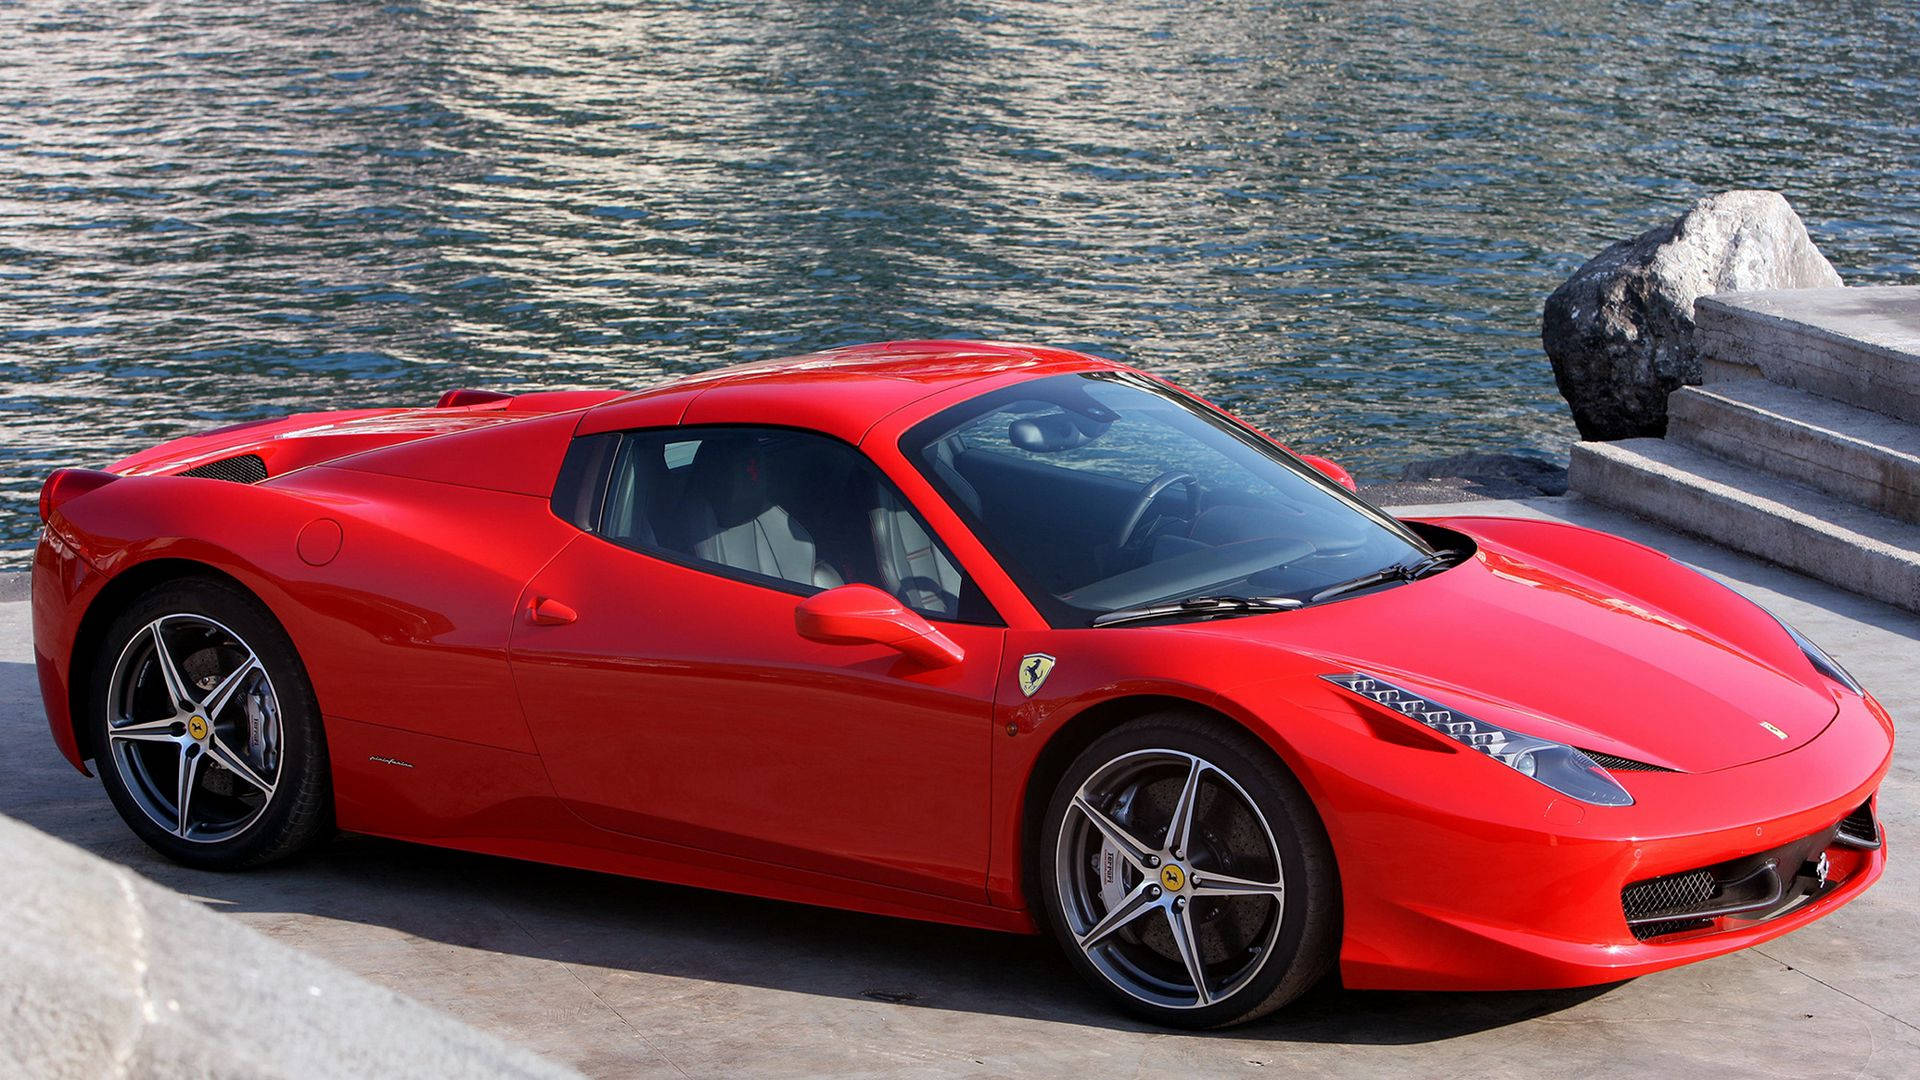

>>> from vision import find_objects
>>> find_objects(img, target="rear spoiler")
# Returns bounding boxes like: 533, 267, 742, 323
436, 389, 515, 408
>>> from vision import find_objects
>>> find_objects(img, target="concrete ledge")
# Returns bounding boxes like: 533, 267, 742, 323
0, 813, 578, 1080
1570, 439, 1920, 614
0, 572, 26, 604
1696, 286, 1920, 424
1668, 380, 1920, 525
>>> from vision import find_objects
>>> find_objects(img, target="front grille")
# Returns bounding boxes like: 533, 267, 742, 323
1622, 869, 1717, 939
1621, 811, 1863, 943
179, 453, 268, 484
1580, 750, 1676, 773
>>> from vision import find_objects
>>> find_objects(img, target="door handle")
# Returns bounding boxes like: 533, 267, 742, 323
529, 596, 579, 626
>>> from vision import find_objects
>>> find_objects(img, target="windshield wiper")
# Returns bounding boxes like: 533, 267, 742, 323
1308, 550, 1460, 604
1092, 594, 1303, 628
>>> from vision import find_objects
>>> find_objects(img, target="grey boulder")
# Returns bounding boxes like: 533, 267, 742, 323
1543, 190, 1841, 441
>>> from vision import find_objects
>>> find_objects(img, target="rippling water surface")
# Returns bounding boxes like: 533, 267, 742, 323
3, 0, 1917, 566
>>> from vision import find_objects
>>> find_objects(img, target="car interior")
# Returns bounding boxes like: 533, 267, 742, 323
598, 427, 969, 620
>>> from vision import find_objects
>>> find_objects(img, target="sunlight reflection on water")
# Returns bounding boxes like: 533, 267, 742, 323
1, 0, 1915, 564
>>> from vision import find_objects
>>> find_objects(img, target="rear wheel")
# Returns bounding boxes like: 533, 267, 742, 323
1038, 713, 1338, 1028
90, 577, 331, 869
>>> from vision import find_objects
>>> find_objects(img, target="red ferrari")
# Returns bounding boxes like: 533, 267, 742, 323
32, 341, 1890, 1027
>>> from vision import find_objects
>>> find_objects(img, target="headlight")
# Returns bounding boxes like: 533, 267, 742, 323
1323, 673, 1634, 807
1775, 619, 1864, 695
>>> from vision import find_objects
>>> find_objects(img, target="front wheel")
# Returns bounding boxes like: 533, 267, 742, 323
89, 576, 332, 869
1038, 713, 1338, 1028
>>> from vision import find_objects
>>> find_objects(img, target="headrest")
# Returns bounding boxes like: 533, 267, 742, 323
686, 435, 767, 527
1008, 412, 1108, 453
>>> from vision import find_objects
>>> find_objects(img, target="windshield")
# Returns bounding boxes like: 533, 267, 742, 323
901, 371, 1433, 627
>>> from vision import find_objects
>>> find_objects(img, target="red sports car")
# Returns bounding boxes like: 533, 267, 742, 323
32, 341, 1890, 1027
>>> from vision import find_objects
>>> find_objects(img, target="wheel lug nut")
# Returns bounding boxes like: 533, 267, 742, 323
1146, 855, 1160, 867
1173, 897, 1186, 911
1147, 885, 1162, 899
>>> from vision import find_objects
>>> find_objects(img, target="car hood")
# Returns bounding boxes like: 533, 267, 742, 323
1190, 519, 1839, 774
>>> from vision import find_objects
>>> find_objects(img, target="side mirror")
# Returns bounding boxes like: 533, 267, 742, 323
1298, 453, 1358, 493
794, 584, 964, 668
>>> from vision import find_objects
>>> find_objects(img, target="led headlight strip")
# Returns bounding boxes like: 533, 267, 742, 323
1322, 673, 1635, 807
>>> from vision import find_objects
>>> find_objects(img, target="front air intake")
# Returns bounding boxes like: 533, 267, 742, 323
1622, 869, 1718, 939
1836, 799, 1881, 850
179, 454, 268, 484
1622, 818, 1854, 942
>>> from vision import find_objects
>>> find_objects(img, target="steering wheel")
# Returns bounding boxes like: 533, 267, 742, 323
1114, 471, 1200, 551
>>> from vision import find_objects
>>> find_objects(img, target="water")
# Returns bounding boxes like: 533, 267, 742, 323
3, 0, 1916, 568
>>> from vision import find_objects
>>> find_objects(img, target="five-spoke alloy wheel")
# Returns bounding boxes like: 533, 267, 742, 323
1040, 713, 1337, 1027
91, 577, 331, 868
106, 613, 281, 842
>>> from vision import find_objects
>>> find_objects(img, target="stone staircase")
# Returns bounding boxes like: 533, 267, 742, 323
1569, 285, 1920, 614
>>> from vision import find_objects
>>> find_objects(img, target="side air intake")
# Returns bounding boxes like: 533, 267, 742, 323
179, 454, 268, 484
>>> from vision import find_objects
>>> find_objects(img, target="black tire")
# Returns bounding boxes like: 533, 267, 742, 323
89, 575, 332, 869
1037, 711, 1338, 1028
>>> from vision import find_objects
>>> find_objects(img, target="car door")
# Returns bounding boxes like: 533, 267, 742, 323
509, 425, 1005, 901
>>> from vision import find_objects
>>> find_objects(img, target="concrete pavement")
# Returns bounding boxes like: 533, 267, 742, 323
3, 494, 1917, 1078
2, 815, 579, 1080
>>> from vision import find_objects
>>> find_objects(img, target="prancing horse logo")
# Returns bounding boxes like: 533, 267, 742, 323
1018, 654, 1057, 698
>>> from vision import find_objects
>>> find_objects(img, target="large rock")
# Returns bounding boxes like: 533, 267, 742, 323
1543, 190, 1842, 441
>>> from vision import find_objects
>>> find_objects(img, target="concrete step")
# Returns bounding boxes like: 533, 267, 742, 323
1569, 438, 1920, 614
1668, 379, 1920, 525
1696, 286, 1920, 424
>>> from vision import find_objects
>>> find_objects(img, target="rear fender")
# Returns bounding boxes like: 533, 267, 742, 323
38, 477, 338, 771
39, 468, 581, 788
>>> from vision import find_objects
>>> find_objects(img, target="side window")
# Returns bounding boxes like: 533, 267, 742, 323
591, 426, 987, 623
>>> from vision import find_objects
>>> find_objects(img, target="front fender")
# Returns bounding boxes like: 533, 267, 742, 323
984, 624, 1341, 915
